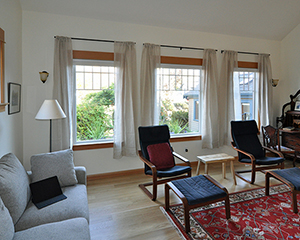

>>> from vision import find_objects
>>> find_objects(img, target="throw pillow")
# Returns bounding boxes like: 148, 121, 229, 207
0, 153, 31, 225
0, 197, 14, 240
30, 149, 78, 187
147, 142, 175, 170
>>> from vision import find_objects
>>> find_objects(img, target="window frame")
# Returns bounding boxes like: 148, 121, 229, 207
72, 51, 202, 151
234, 61, 260, 127
158, 63, 202, 137
73, 58, 115, 145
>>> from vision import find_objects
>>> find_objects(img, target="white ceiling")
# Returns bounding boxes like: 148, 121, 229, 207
19, 0, 300, 41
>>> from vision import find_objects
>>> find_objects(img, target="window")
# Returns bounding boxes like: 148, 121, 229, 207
157, 65, 201, 136
234, 70, 258, 121
74, 60, 115, 144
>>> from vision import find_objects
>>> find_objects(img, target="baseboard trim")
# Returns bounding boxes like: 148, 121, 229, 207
87, 161, 198, 183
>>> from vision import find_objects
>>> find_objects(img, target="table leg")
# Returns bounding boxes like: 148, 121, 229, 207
196, 160, 201, 175
222, 162, 226, 178
230, 160, 237, 185
204, 163, 208, 174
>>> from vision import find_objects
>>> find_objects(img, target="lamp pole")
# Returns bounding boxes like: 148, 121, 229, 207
50, 119, 52, 152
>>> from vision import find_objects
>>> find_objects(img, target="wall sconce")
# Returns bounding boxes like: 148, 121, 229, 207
39, 71, 49, 83
271, 79, 279, 87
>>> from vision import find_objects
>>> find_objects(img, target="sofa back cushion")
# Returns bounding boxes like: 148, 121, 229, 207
0, 197, 14, 240
0, 153, 31, 225
30, 149, 78, 187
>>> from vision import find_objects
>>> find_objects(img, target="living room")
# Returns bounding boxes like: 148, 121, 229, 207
1, 0, 300, 239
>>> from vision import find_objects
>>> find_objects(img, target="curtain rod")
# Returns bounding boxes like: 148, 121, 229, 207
221, 50, 270, 56
160, 44, 217, 51
54, 36, 136, 44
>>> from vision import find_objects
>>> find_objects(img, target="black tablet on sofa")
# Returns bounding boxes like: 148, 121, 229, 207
30, 176, 67, 209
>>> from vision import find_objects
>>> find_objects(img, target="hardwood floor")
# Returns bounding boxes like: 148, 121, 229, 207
87, 159, 297, 240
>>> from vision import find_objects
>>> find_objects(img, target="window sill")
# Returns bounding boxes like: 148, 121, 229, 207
73, 135, 202, 151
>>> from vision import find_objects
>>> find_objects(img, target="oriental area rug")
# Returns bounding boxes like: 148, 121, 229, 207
161, 185, 300, 240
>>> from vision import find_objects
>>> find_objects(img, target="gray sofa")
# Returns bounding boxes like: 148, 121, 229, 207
0, 150, 90, 240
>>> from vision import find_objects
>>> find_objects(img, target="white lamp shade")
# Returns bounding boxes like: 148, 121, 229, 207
35, 100, 66, 120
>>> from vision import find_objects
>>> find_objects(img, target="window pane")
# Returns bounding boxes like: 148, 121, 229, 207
158, 66, 201, 135
235, 70, 256, 121
75, 62, 114, 143
84, 73, 93, 89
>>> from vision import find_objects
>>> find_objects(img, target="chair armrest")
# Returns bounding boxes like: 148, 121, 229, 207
173, 152, 191, 166
262, 146, 284, 158
231, 142, 256, 162
138, 151, 156, 169
75, 166, 87, 185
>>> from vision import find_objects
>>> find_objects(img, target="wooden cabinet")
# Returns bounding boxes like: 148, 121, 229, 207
281, 130, 300, 151
277, 90, 300, 152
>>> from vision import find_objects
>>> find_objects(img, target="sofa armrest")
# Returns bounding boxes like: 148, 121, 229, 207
27, 167, 87, 186
75, 166, 87, 185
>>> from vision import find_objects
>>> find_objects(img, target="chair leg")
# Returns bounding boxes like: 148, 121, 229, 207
250, 164, 256, 184
292, 190, 298, 213
152, 176, 157, 201
165, 184, 170, 212
293, 153, 297, 167
225, 195, 231, 219
265, 172, 270, 196
184, 205, 190, 233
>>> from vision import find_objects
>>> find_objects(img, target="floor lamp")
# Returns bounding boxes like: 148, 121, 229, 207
35, 100, 66, 152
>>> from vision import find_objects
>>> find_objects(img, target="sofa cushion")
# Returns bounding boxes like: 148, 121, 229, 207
30, 149, 78, 187
15, 184, 89, 231
0, 153, 31, 225
0, 197, 14, 240
13, 218, 90, 240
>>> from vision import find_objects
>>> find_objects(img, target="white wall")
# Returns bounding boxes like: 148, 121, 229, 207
0, 0, 23, 160
280, 23, 300, 118
22, 10, 282, 175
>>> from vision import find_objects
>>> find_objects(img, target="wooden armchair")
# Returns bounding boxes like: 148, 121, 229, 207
231, 120, 285, 184
262, 125, 298, 166
138, 125, 191, 201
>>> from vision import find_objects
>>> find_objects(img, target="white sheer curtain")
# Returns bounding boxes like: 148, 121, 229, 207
202, 49, 219, 149
52, 36, 74, 151
218, 50, 238, 146
113, 41, 138, 159
258, 54, 273, 126
140, 43, 161, 126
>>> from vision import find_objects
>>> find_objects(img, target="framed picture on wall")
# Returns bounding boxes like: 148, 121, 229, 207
8, 82, 21, 115
295, 101, 300, 111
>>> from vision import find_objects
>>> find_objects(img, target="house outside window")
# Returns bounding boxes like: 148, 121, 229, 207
157, 65, 201, 135
74, 60, 115, 144
234, 70, 258, 121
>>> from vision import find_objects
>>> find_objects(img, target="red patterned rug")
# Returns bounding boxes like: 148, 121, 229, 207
161, 185, 300, 240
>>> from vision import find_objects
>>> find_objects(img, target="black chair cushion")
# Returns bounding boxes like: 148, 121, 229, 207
272, 167, 300, 191
231, 120, 264, 160
239, 156, 285, 165
145, 165, 191, 178
171, 175, 227, 206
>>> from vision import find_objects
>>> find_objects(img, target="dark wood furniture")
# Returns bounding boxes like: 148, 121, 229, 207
277, 89, 300, 128
266, 167, 300, 213
262, 125, 297, 166
276, 89, 300, 165
231, 120, 285, 184
165, 174, 230, 233
138, 125, 191, 201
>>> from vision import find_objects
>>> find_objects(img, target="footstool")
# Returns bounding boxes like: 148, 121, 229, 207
266, 167, 300, 213
165, 174, 231, 233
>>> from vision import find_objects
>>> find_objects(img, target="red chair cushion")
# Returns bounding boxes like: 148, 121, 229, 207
147, 143, 175, 170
